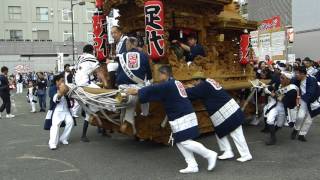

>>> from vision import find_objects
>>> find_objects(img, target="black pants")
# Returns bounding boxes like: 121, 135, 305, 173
0, 93, 11, 114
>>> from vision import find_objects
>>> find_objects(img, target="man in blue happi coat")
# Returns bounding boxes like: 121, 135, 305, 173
127, 66, 217, 174
116, 37, 152, 134
291, 66, 320, 142
185, 72, 252, 162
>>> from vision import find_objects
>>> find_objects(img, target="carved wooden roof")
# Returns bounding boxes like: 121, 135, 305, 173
104, 0, 233, 14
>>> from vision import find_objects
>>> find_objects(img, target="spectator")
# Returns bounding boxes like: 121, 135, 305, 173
36, 72, 47, 112
0, 66, 15, 118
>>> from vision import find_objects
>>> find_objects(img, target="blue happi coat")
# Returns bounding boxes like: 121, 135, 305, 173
299, 76, 320, 118
186, 79, 244, 138
116, 49, 152, 85
138, 78, 199, 143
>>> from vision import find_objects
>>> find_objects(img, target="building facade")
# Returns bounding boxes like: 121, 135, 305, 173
0, 0, 96, 73
246, 0, 320, 61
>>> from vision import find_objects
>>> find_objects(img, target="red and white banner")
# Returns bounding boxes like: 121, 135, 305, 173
258, 16, 281, 31
239, 34, 250, 65
93, 12, 108, 62
144, 0, 165, 61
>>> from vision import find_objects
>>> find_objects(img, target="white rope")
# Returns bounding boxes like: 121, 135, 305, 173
66, 84, 129, 110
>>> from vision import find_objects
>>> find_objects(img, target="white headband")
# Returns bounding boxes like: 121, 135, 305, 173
281, 71, 293, 79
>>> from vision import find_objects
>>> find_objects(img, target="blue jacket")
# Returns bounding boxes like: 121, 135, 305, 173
116, 49, 152, 85
186, 79, 244, 138
186, 44, 205, 62
0, 74, 10, 95
300, 76, 320, 117
138, 78, 199, 143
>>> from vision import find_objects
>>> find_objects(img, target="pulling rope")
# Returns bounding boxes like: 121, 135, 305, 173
66, 84, 130, 125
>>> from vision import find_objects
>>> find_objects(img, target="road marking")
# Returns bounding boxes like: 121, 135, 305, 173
57, 169, 79, 173
16, 154, 79, 173
34, 145, 48, 147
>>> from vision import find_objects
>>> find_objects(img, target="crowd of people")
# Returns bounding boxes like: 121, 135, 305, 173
1, 25, 320, 174
252, 56, 320, 145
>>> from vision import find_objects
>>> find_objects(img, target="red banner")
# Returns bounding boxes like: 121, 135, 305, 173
240, 34, 250, 65
93, 12, 108, 62
144, 0, 165, 61
258, 16, 281, 31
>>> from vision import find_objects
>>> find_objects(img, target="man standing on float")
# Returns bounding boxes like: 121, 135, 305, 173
107, 26, 128, 88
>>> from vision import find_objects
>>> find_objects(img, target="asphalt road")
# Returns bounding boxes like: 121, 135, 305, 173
0, 92, 320, 180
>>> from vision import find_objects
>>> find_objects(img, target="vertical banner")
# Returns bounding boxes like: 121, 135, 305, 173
144, 0, 165, 61
240, 34, 250, 65
93, 12, 108, 62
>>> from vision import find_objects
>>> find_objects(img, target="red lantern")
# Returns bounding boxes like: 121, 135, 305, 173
240, 34, 250, 65
144, 0, 165, 61
95, 0, 104, 9
92, 12, 108, 62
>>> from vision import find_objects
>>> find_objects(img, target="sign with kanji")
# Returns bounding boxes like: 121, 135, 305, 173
93, 12, 108, 62
144, 0, 165, 61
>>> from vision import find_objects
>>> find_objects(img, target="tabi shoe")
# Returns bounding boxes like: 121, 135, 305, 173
179, 166, 199, 174
81, 136, 90, 142
236, 155, 253, 162
60, 140, 69, 145
218, 151, 234, 160
291, 130, 298, 140
298, 135, 307, 142
207, 151, 218, 171
49, 145, 57, 150
6, 114, 15, 118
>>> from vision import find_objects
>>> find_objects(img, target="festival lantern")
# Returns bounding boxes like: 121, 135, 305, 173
144, 0, 165, 61
95, 0, 104, 9
239, 34, 250, 65
92, 11, 108, 62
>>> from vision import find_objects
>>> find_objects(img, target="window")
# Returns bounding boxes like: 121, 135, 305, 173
62, 9, 72, 21
8, 6, 22, 20
36, 7, 49, 21
37, 30, 50, 40
63, 32, 73, 42
10, 30, 23, 40
87, 32, 94, 44
86, 9, 95, 22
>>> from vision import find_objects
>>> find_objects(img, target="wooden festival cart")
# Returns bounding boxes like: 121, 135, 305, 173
82, 0, 258, 144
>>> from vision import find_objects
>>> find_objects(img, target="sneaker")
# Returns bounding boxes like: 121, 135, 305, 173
60, 140, 69, 145
49, 145, 57, 150
179, 166, 199, 174
236, 155, 253, 162
207, 151, 218, 171
81, 136, 90, 142
298, 135, 307, 142
218, 151, 234, 160
6, 114, 15, 118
